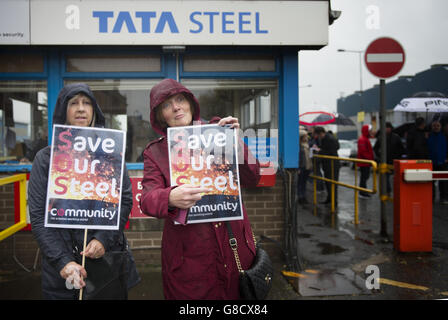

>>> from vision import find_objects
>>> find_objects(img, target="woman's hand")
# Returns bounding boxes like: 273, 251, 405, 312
218, 116, 240, 130
60, 261, 87, 289
169, 184, 211, 209
82, 239, 106, 259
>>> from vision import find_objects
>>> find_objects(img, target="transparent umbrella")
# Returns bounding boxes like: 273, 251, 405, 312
299, 111, 335, 126
393, 91, 448, 113
312, 112, 356, 126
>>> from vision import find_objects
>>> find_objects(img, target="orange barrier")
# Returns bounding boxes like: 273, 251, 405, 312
393, 160, 432, 252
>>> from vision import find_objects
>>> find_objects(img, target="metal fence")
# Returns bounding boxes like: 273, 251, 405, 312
309, 155, 377, 225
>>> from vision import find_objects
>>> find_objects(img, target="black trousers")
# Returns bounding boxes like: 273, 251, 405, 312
322, 160, 340, 202
360, 166, 370, 195
433, 164, 448, 201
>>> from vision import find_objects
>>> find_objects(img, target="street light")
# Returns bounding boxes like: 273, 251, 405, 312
299, 84, 312, 88
337, 49, 364, 104
338, 48, 365, 129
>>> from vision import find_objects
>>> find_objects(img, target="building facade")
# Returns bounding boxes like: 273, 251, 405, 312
0, 0, 336, 268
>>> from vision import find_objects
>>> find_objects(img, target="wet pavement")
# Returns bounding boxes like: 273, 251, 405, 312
289, 165, 448, 300
1, 166, 448, 300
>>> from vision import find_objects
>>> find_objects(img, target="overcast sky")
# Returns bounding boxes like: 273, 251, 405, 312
298, 0, 448, 115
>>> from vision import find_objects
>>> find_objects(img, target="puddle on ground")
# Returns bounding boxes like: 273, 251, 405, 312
298, 233, 312, 238
283, 268, 371, 297
317, 242, 347, 255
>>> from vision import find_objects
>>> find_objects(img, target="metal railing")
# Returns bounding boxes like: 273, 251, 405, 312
309, 155, 377, 225
0, 174, 27, 242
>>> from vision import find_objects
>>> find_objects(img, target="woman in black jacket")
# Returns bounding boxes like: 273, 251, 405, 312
28, 83, 140, 299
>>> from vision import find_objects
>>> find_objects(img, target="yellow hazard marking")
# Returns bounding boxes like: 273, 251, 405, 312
282, 269, 320, 278
304, 269, 319, 274
379, 278, 429, 291
281, 271, 308, 278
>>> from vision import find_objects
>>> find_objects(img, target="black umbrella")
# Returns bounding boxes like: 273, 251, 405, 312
392, 122, 415, 138
312, 112, 356, 126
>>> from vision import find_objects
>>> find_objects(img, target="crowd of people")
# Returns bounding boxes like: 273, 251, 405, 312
298, 126, 340, 206
298, 115, 448, 206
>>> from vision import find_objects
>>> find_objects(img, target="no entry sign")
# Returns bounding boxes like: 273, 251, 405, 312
364, 37, 405, 79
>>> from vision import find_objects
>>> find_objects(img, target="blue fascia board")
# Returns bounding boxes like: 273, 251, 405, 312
0, 164, 32, 172
280, 50, 299, 169
126, 163, 144, 171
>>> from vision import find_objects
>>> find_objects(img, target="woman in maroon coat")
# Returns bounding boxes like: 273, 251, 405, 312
140, 79, 260, 299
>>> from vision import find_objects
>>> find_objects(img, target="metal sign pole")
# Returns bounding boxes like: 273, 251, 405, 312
379, 79, 388, 238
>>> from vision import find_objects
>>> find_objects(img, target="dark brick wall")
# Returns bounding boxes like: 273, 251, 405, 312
0, 172, 285, 270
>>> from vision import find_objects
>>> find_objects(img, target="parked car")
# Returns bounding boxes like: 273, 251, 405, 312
338, 139, 355, 166
349, 139, 358, 169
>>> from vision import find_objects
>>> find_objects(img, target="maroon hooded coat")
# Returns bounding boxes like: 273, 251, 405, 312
140, 79, 260, 299
357, 124, 374, 167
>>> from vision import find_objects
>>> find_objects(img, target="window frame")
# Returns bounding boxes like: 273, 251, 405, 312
0, 46, 283, 172
0, 48, 48, 172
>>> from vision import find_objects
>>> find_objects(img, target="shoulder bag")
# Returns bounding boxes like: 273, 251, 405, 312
225, 222, 273, 300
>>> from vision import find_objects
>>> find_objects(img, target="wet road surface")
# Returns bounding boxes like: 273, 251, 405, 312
1, 166, 448, 300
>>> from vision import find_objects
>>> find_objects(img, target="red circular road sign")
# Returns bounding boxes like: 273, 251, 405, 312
364, 37, 405, 79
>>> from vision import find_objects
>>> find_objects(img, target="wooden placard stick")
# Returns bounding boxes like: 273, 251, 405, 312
79, 228, 88, 300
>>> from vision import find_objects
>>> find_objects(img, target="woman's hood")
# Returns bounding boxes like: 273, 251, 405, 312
361, 124, 371, 138
53, 83, 105, 127
149, 78, 200, 136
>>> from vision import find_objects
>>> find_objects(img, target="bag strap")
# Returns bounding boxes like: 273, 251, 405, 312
225, 221, 244, 274
225, 222, 258, 274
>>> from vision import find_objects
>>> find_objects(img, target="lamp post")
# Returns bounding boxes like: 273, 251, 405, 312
338, 48, 365, 130
337, 49, 363, 94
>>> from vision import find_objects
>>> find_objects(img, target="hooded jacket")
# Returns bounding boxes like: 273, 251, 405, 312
357, 124, 374, 167
140, 79, 260, 299
28, 83, 140, 299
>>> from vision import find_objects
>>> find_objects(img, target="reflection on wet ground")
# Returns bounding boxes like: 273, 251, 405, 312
293, 166, 448, 299
284, 268, 371, 297
317, 242, 347, 255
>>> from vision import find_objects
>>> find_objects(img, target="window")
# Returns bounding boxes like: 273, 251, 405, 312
257, 92, 271, 124
180, 79, 278, 131
183, 55, 275, 72
66, 54, 161, 72
65, 79, 162, 162
0, 54, 44, 73
0, 80, 47, 163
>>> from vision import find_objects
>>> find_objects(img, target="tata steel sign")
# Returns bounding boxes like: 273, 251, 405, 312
25, 0, 329, 46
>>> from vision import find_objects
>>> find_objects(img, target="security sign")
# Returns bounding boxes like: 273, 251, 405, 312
364, 37, 405, 79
